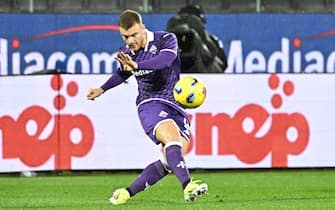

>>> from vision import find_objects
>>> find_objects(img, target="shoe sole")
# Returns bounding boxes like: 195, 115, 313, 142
109, 197, 127, 205
185, 183, 208, 202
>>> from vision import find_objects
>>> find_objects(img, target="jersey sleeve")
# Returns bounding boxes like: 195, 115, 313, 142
137, 32, 178, 70
100, 68, 132, 92
160, 32, 178, 54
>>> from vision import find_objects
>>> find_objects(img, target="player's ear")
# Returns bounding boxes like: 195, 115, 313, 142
140, 24, 146, 34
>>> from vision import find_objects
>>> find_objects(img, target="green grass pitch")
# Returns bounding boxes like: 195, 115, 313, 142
1, 169, 335, 210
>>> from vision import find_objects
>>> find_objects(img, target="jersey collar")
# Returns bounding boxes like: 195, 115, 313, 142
144, 30, 154, 52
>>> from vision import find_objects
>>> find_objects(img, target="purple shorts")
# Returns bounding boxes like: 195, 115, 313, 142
137, 100, 191, 144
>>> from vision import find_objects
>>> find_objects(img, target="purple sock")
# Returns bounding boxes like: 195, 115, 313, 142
165, 143, 191, 189
126, 160, 169, 196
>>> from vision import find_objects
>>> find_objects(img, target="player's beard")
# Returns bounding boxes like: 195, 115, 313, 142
129, 40, 143, 51
128, 44, 138, 51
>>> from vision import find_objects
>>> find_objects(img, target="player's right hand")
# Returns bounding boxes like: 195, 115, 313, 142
115, 51, 138, 71
87, 88, 104, 100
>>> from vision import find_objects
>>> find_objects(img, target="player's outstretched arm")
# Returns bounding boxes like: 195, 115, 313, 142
87, 88, 104, 100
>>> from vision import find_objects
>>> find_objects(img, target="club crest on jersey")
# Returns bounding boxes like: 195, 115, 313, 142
149, 45, 158, 55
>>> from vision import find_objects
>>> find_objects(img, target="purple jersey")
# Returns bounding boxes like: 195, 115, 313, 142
101, 30, 181, 106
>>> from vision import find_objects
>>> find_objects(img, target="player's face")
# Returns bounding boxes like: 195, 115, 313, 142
119, 23, 146, 51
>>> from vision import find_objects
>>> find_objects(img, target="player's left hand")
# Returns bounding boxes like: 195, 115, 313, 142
87, 88, 104, 100
115, 51, 138, 71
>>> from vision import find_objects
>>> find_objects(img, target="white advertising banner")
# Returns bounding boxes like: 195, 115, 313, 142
0, 74, 334, 172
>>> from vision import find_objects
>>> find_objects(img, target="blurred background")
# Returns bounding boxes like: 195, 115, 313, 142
1, 0, 335, 173
1, 0, 335, 14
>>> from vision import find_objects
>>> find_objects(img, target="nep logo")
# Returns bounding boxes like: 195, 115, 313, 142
187, 74, 310, 167
0, 24, 121, 75
226, 29, 335, 74
0, 75, 94, 170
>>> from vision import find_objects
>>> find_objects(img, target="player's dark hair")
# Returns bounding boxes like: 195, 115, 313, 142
118, 9, 142, 29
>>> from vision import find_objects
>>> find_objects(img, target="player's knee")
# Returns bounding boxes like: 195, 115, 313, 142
158, 134, 180, 144
155, 120, 181, 144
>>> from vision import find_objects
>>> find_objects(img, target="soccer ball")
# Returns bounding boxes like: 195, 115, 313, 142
173, 76, 207, 108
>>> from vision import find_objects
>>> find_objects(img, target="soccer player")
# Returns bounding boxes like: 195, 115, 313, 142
87, 9, 208, 205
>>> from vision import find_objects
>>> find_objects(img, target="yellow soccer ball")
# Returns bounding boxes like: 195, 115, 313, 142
173, 76, 207, 108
